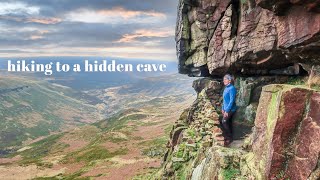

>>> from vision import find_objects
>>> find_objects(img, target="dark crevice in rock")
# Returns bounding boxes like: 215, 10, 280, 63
211, 2, 233, 41
248, 0, 256, 9
231, 0, 240, 38
185, 0, 198, 7
259, 0, 291, 16
297, 64, 309, 76
187, 64, 210, 77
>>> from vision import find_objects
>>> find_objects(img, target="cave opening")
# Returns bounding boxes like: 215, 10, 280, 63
298, 64, 309, 76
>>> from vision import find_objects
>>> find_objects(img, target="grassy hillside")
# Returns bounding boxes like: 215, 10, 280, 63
0, 76, 100, 150
0, 73, 196, 179
0, 92, 194, 179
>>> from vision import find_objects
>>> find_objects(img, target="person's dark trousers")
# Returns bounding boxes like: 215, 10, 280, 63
221, 111, 235, 141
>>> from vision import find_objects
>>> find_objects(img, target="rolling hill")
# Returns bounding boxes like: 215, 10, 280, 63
0, 76, 195, 179
0, 72, 196, 179
0, 75, 100, 150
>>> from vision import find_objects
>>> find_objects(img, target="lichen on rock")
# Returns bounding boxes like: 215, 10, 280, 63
159, 0, 320, 179
241, 85, 320, 180
160, 83, 320, 180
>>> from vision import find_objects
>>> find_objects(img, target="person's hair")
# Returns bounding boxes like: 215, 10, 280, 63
224, 74, 234, 84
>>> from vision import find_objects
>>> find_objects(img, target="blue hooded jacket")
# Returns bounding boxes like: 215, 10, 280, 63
222, 84, 237, 113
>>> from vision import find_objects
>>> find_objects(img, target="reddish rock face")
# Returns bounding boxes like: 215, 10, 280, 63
256, 0, 320, 14
276, 5, 320, 48
269, 88, 309, 179
285, 92, 320, 179
176, 0, 320, 76
250, 85, 320, 180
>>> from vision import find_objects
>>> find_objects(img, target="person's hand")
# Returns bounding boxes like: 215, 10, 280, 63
222, 110, 225, 114
224, 112, 229, 118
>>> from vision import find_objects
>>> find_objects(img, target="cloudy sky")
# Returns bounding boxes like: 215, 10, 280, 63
0, 0, 178, 61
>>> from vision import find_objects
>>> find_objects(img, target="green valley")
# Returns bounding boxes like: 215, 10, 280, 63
0, 75, 100, 150
0, 73, 195, 179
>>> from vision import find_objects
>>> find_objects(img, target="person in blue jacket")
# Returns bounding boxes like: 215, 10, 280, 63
221, 74, 237, 146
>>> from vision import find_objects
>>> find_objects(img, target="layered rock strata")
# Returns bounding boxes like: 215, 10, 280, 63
176, 0, 320, 76
160, 83, 320, 180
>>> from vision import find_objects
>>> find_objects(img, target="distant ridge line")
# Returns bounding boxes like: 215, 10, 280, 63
0, 86, 29, 95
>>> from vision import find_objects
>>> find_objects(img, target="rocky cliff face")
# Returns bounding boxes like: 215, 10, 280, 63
159, 0, 320, 179
242, 85, 320, 179
176, 0, 320, 76
160, 82, 320, 180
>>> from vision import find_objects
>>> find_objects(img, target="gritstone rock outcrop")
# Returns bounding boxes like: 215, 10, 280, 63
158, 0, 320, 179
176, 0, 320, 76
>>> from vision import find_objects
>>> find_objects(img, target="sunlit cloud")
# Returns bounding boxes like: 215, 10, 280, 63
25, 17, 62, 24
98, 7, 166, 19
117, 28, 174, 43
28, 30, 50, 40
0, 1, 178, 61
0, 46, 176, 61
29, 35, 43, 40
65, 7, 166, 24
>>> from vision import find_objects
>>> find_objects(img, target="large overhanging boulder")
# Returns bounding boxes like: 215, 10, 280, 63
176, 0, 320, 76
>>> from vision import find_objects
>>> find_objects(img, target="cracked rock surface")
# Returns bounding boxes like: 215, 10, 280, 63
176, 0, 320, 76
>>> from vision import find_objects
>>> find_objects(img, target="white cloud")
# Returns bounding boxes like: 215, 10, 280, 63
0, 2, 40, 15
0, 2, 61, 25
